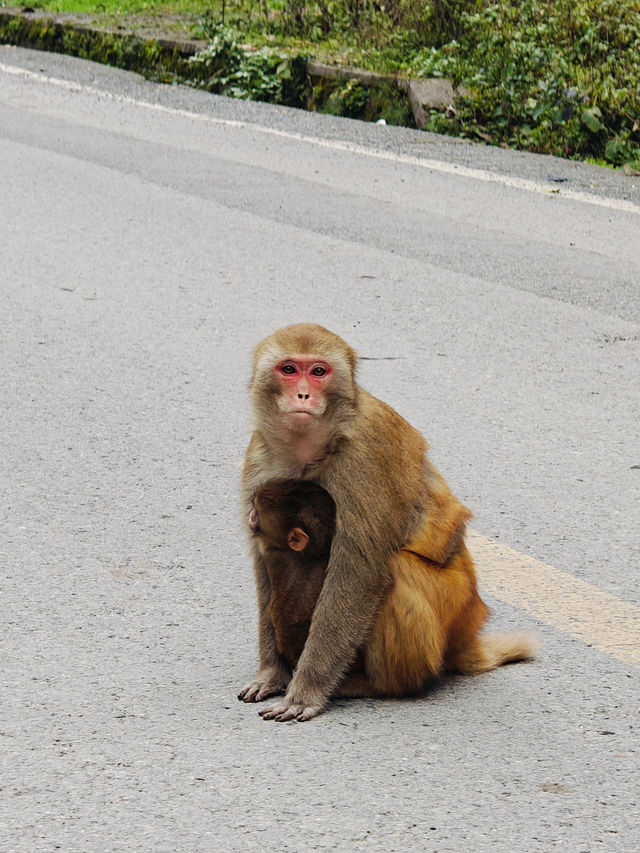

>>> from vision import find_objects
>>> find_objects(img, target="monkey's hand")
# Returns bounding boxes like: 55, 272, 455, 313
238, 665, 291, 703
258, 691, 327, 722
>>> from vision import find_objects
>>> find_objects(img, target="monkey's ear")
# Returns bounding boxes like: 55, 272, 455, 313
288, 527, 310, 552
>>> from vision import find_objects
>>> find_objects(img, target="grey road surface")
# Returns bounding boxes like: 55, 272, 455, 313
1, 45, 639, 853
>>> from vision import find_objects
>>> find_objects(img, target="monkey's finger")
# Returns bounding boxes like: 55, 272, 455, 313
296, 704, 324, 721
255, 686, 283, 702
274, 705, 304, 722
238, 682, 267, 702
260, 702, 324, 722
274, 703, 324, 722
258, 702, 288, 720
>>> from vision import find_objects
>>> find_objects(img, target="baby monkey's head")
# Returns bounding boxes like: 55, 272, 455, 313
250, 479, 336, 556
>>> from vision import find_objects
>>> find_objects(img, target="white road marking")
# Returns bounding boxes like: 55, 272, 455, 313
2, 60, 639, 216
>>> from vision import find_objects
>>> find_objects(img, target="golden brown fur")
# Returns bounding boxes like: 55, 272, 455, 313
342, 541, 536, 696
239, 324, 538, 721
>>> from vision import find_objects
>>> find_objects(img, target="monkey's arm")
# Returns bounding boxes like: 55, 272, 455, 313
258, 411, 416, 722
238, 547, 292, 702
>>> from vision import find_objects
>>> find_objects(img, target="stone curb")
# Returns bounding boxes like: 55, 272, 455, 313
1, 7, 470, 128
0, 7, 206, 54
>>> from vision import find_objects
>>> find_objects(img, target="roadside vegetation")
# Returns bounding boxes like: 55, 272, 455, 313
4, 0, 640, 169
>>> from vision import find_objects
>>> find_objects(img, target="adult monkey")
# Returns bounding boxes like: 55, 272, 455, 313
240, 323, 515, 721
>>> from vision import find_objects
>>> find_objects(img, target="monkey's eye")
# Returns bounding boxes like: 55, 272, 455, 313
280, 364, 297, 375
311, 366, 327, 377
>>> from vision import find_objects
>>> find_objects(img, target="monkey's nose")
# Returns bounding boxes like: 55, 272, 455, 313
298, 393, 310, 399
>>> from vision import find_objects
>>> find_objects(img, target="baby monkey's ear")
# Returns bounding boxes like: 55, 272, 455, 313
287, 527, 310, 552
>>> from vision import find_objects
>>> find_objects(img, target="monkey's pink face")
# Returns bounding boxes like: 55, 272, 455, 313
275, 356, 332, 422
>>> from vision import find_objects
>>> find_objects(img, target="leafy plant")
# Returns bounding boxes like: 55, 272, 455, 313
15, 0, 640, 165
187, 23, 308, 106
412, 0, 640, 165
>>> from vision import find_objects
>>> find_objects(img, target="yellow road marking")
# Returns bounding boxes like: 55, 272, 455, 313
467, 530, 640, 668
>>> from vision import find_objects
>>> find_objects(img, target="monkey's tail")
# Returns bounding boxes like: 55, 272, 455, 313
450, 631, 540, 675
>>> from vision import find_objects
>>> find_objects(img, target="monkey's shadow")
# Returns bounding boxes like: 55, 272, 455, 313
331, 675, 455, 714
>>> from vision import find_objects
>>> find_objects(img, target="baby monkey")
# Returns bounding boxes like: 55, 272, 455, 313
249, 479, 336, 669
250, 478, 536, 701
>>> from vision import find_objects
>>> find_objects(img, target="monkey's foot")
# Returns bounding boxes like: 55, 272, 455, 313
258, 697, 326, 722
238, 666, 291, 703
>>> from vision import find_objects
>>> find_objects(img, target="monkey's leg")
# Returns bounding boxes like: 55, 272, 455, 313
441, 585, 490, 676
239, 546, 294, 703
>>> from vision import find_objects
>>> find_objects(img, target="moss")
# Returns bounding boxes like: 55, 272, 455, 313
0, 11, 414, 126
0, 12, 191, 77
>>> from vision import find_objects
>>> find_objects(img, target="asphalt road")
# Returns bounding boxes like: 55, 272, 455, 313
1, 45, 639, 853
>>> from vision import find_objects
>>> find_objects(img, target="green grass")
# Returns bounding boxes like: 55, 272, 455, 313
7, 0, 640, 167
23, 0, 201, 13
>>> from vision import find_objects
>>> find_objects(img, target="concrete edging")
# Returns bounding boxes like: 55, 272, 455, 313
1, 7, 472, 128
